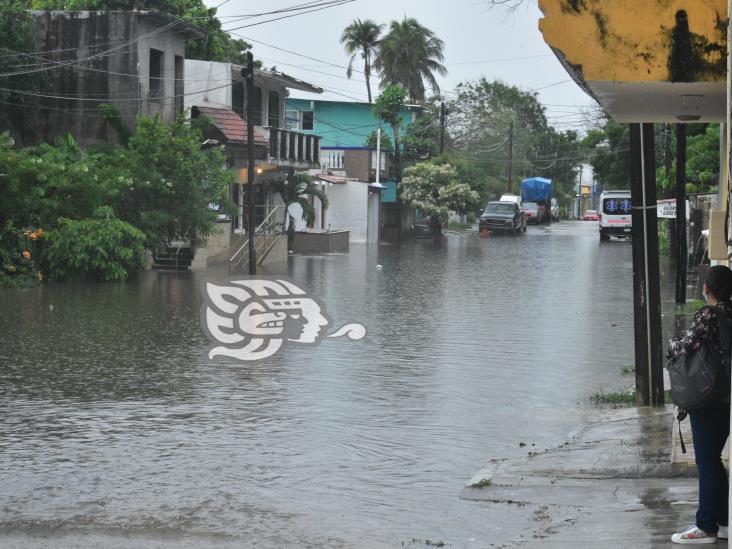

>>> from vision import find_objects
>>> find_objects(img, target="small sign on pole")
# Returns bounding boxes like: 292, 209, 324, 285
656, 198, 689, 219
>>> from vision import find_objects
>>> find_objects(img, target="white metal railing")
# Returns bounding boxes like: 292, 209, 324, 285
229, 206, 284, 274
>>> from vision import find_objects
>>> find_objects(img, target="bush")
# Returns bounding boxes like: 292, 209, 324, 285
43, 208, 146, 281
0, 222, 43, 287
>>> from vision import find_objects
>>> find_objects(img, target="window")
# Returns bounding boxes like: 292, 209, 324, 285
174, 55, 183, 113
149, 48, 164, 99
285, 110, 300, 130
232, 82, 244, 118
249, 86, 262, 126
302, 111, 314, 130
268, 91, 280, 128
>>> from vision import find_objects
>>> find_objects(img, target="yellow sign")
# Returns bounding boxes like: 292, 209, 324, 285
581, 185, 591, 196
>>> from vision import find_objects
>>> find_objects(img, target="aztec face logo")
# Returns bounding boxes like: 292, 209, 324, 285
201, 278, 366, 361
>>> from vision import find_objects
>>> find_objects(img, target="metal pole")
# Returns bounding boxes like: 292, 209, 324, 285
245, 51, 257, 275
629, 123, 664, 406
439, 102, 446, 155
376, 128, 381, 185
507, 121, 513, 193
675, 124, 687, 304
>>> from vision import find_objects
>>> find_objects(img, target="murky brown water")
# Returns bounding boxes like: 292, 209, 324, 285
0, 222, 676, 548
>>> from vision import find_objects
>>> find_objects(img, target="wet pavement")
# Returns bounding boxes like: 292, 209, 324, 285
0, 221, 698, 548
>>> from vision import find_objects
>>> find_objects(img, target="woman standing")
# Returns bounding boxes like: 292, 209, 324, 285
669, 265, 732, 544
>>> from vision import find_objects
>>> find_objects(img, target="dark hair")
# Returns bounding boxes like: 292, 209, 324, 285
706, 266, 732, 301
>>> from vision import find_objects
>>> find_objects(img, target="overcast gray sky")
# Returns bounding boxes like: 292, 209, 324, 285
205, 0, 598, 132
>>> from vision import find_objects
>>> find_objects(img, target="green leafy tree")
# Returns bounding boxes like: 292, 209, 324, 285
340, 18, 383, 104
402, 111, 439, 161
374, 17, 447, 103
582, 118, 631, 191
43, 206, 146, 281
402, 162, 481, 234
374, 84, 408, 189
106, 115, 235, 246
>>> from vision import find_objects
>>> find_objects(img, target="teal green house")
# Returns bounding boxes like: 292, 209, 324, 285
283, 98, 417, 148
284, 98, 418, 203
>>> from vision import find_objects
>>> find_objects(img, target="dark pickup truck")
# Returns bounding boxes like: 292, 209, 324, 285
479, 201, 526, 234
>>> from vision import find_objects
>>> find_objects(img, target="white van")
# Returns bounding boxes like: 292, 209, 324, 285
599, 190, 632, 240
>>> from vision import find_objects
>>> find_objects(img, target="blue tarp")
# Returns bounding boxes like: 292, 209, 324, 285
520, 177, 552, 202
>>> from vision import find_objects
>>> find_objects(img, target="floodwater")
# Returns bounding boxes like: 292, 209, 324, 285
0, 222, 676, 548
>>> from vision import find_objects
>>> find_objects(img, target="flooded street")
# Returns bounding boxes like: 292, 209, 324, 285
0, 222, 673, 548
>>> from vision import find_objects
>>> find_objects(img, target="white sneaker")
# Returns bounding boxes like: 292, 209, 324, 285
718, 525, 728, 539
671, 525, 718, 544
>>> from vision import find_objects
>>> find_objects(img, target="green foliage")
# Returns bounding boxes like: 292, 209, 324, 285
43, 207, 146, 281
107, 115, 235, 246
0, 222, 43, 287
374, 17, 447, 103
374, 84, 408, 130
99, 103, 131, 144
402, 112, 439, 161
364, 130, 393, 152
582, 117, 630, 191
686, 124, 720, 190
0, 112, 235, 284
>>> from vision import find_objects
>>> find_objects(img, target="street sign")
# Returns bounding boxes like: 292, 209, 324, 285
656, 198, 689, 219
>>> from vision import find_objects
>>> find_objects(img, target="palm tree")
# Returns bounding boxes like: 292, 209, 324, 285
374, 17, 447, 104
340, 18, 383, 104
263, 171, 328, 238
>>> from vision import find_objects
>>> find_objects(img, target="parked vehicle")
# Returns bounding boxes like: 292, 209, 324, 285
551, 198, 560, 221
524, 201, 540, 224
598, 190, 632, 240
479, 201, 526, 234
520, 177, 552, 223
499, 194, 526, 228
583, 209, 599, 221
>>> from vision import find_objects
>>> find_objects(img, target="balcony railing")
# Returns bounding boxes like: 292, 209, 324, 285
258, 127, 320, 167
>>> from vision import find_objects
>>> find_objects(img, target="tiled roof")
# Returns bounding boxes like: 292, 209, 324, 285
193, 106, 269, 145
316, 174, 347, 184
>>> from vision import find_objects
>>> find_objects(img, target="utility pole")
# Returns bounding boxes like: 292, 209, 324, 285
241, 52, 257, 275
507, 121, 514, 193
675, 124, 687, 304
439, 102, 447, 155
629, 123, 664, 406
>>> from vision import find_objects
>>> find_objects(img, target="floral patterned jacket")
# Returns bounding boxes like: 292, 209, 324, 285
667, 301, 732, 359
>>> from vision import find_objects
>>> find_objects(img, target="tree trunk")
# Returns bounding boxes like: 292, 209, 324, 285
364, 50, 372, 104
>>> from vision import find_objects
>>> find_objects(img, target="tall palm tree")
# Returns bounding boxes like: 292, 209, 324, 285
340, 18, 383, 104
374, 17, 447, 104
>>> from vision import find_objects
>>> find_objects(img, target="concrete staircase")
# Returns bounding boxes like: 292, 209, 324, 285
152, 244, 194, 271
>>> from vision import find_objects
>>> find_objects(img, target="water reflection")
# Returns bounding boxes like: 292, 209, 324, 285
0, 222, 670, 547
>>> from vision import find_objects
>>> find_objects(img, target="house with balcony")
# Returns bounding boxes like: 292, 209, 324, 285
184, 60, 324, 268
14, 11, 198, 148
284, 97, 420, 242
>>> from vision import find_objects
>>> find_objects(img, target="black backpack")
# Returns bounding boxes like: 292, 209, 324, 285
668, 306, 731, 439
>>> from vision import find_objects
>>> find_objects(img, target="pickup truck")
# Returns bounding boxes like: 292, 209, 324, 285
479, 201, 526, 234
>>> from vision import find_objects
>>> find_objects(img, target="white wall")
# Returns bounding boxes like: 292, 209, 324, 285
184, 60, 232, 109
287, 181, 369, 242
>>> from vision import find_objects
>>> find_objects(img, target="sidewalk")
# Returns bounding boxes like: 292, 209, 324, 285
461, 406, 726, 548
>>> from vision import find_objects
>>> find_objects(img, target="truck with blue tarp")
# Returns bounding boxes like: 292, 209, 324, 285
520, 177, 552, 224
